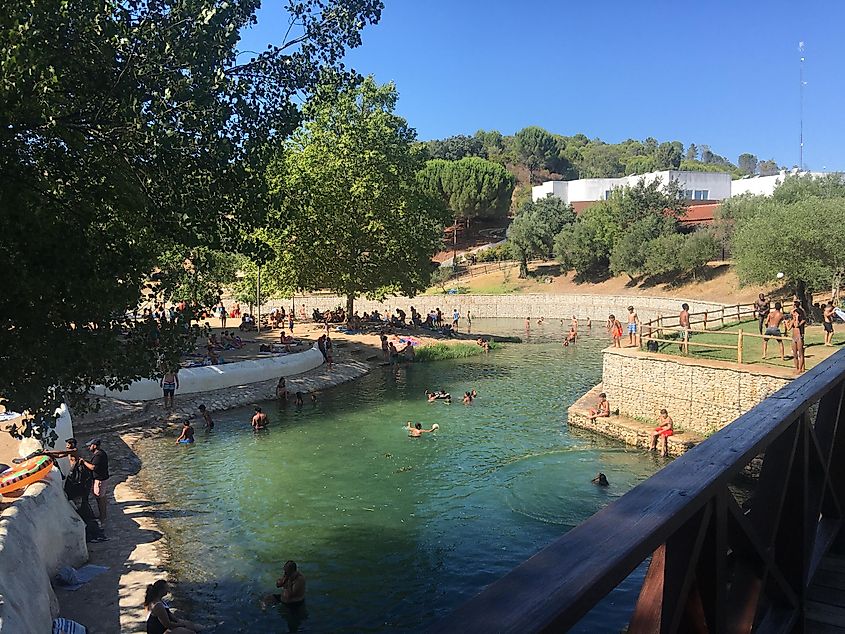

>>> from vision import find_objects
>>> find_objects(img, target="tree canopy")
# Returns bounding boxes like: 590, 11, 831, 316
416, 157, 515, 222
265, 77, 448, 315
0, 0, 383, 440
508, 197, 575, 277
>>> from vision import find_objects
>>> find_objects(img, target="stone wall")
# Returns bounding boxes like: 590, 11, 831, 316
259, 293, 732, 322
0, 473, 87, 633
601, 348, 792, 436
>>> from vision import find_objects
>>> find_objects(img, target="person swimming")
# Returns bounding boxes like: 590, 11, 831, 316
463, 391, 473, 404
592, 472, 609, 486
251, 407, 269, 431
407, 422, 438, 437
425, 389, 450, 402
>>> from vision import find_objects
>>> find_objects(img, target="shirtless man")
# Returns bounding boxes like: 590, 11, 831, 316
626, 306, 639, 347
407, 422, 437, 437
570, 315, 578, 334
649, 409, 674, 457
251, 407, 269, 430
790, 300, 807, 373
678, 303, 691, 354
824, 302, 835, 346
588, 393, 611, 420
755, 293, 770, 335
198, 404, 214, 430
160, 370, 179, 409
762, 301, 785, 360
274, 560, 306, 606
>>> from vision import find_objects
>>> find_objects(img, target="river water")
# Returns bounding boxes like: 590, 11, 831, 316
137, 319, 665, 632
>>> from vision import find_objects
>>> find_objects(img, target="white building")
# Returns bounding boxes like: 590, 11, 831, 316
532, 170, 732, 208
730, 170, 828, 197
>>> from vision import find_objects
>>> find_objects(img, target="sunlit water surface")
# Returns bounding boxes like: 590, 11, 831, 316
138, 319, 665, 632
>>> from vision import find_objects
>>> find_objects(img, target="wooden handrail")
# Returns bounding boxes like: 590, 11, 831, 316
435, 351, 845, 632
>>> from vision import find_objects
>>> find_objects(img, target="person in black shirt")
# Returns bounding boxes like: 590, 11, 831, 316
81, 439, 110, 525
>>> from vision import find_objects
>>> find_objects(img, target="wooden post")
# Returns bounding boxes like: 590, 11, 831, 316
720, 307, 725, 327
736, 304, 741, 323
703, 311, 708, 330
737, 329, 744, 364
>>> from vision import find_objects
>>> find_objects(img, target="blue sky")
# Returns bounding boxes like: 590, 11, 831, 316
240, 1, 844, 171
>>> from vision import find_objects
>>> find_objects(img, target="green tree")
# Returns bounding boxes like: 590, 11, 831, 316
685, 144, 699, 162
508, 197, 575, 277
267, 77, 449, 317
643, 233, 685, 277
654, 141, 683, 170
758, 159, 780, 176
614, 177, 688, 228
738, 153, 759, 175
676, 231, 719, 279
426, 134, 487, 161
0, 0, 381, 440
772, 173, 845, 204
554, 201, 620, 278
610, 215, 675, 280
416, 157, 515, 223
156, 248, 238, 308
512, 126, 560, 183
578, 142, 625, 178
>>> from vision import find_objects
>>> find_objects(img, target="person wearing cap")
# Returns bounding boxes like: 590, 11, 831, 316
80, 439, 110, 525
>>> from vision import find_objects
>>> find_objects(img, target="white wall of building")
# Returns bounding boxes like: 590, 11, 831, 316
533, 170, 732, 204
730, 171, 830, 197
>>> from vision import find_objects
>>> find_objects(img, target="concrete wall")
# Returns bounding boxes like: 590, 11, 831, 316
0, 473, 87, 633
92, 347, 324, 401
600, 348, 791, 436
279, 293, 731, 323
730, 171, 832, 197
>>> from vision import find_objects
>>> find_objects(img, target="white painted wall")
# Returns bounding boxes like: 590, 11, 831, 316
533, 170, 732, 203
730, 171, 832, 197
92, 347, 324, 401
0, 475, 87, 634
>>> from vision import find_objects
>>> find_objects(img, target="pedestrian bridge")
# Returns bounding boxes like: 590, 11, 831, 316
436, 350, 845, 633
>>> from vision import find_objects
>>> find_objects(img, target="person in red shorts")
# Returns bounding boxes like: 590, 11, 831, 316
650, 409, 674, 457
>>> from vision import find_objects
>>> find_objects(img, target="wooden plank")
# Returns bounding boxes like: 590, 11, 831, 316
810, 568, 845, 592
806, 600, 845, 627
807, 583, 845, 606
803, 619, 845, 633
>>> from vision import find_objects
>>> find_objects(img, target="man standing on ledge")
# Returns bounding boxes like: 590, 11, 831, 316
80, 439, 110, 526
678, 303, 691, 354
626, 306, 639, 348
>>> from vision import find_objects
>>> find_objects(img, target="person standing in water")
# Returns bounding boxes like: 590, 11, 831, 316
407, 422, 437, 437
274, 560, 306, 606
252, 407, 269, 430
198, 404, 214, 430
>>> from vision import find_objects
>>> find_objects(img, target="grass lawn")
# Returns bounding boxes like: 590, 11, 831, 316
650, 319, 842, 371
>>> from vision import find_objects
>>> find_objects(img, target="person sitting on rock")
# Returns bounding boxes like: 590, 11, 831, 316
650, 409, 674, 457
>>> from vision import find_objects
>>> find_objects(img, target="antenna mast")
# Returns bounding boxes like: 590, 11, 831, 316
799, 41, 805, 170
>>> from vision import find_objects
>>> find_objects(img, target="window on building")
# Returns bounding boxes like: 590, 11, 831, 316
684, 190, 694, 199
693, 190, 709, 200
604, 190, 612, 200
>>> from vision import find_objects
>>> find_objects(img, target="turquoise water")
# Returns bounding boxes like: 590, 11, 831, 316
138, 320, 664, 632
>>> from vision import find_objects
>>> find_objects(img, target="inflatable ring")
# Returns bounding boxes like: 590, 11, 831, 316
0, 455, 53, 496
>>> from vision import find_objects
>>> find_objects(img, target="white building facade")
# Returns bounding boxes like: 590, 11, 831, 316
532, 170, 732, 205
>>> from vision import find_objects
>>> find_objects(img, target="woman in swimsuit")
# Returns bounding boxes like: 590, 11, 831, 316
144, 580, 201, 634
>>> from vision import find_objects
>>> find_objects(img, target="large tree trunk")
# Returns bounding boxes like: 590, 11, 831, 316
346, 293, 355, 323
519, 257, 529, 279
796, 279, 810, 314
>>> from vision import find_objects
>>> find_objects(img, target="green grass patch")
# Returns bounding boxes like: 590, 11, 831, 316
415, 341, 498, 362
651, 319, 838, 371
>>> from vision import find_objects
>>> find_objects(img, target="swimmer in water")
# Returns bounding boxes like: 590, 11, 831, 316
252, 407, 269, 431
198, 404, 213, 431
407, 422, 437, 437
463, 391, 473, 404
470, 389, 477, 399
591, 472, 609, 486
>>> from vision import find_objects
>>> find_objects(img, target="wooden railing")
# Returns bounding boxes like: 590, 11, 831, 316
434, 350, 845, 632
641, 302, 793, 366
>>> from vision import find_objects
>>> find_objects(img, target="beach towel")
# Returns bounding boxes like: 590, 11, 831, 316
54, 564, 109, 591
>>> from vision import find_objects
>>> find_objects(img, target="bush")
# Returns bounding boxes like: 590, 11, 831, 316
474, 243, 514, 262
414, 341, 498, 362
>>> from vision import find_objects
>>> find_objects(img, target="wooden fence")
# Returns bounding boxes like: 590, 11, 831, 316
434, 350, 845, 632
640, 301, 794, 366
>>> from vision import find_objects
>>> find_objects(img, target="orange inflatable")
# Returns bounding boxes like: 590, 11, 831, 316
0, 455, 53, 496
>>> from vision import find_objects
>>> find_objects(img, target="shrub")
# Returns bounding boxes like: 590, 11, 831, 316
414, 341, 498, 362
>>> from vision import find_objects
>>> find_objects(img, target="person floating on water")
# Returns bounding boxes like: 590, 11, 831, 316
407, 422, 439, 437
175, 420, 195, 444
425, 389, 450, 402
252, 407, 269, 431
198, 404, 213, 431
591, 472, 609, 486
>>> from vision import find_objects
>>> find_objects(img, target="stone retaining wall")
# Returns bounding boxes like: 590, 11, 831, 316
0, 474, 87, 633
249, 293, 731, 322
601, 348, 792, 437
